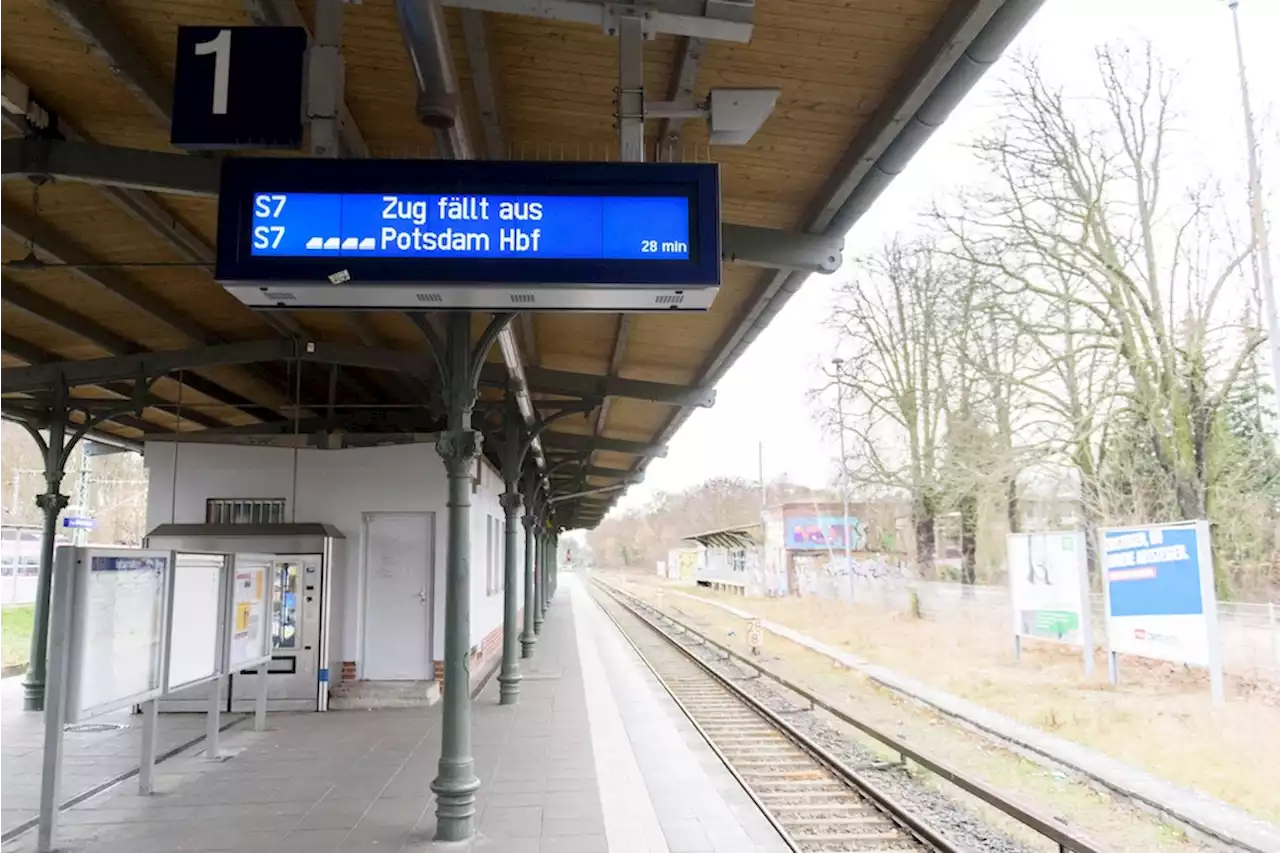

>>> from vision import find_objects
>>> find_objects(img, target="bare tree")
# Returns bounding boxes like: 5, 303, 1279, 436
822, 239, 960, 577
944, 45, 1263, 527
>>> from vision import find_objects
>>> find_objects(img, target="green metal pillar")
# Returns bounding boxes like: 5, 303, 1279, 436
431, 311, 512, 842
532, 523, 544, 635
21, 388, 71, 712
497, 407, 523, 705
540, 534, 550, 617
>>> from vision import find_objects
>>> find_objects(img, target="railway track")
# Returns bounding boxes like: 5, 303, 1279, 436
590, 582, 964, 852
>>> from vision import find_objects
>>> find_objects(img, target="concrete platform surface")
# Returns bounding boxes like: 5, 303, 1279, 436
1, 574, 787, 853
0, 675, 246, 840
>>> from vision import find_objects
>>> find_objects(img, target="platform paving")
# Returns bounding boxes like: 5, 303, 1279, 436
0, 676, 245, 841
2, 575, 786, 853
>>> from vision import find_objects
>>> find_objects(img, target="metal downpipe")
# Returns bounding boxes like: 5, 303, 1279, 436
497, 412, 523, 704
520, 494, 537, 657
533, 528, 544, 635
394, 0, 472, 159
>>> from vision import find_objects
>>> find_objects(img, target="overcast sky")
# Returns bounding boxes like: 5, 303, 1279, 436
607, 0, 1280, 516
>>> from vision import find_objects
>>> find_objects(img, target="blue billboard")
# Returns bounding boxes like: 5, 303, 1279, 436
785, 516, 866, 551
1103, 524, 1204, 617
1101, 520, 1220, 684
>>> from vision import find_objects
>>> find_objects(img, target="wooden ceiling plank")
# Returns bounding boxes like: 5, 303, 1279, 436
45, 0, 173, 124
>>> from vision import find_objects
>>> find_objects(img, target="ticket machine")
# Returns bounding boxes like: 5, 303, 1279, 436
145, 523, 344, 712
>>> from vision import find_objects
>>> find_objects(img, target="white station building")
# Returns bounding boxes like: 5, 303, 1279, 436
142, 440, 524, 709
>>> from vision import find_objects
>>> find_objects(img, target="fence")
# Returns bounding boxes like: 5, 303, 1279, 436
795, 571, 1280, 683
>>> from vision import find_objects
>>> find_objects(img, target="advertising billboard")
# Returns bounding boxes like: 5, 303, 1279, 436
1008, 530, 1091, 637
784, 515, 866, 551
1100, 520, 1223, 701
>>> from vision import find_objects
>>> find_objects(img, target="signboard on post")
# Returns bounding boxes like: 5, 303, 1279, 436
227, 553, 275, 669
214, 158, 721, 310
171, 26, 307, 149
1100, 520, 1224, 702
62, 517, 94, 530
1007, 531, 1093, 675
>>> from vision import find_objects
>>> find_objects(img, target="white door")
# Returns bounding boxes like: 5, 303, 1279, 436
362, 513, 433, 680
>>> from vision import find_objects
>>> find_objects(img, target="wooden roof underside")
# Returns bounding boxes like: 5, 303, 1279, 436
0, 0, 1035, 528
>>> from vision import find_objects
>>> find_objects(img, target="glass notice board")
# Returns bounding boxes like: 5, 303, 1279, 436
64, 549, 171, 722
165, 552, 229, 692
227, 553, 275, 669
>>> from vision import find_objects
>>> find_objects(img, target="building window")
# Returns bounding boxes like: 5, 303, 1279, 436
730, 549, 747, 572
206, 498, 286, 525
486, 515, 496, 595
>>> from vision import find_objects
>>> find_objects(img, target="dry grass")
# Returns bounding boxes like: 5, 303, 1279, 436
611, 573, 1277, 849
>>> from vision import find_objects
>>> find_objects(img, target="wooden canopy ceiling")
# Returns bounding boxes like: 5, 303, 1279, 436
0, 0, 1039, 528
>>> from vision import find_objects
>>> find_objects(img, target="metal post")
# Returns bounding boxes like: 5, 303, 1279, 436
254, 661, 269, 731
71, 455, 91, 547
138, 699, 159, 794
431, 312, 483, 842
521, 502, 537, 657
831, 357, 853, 604
37, 546, 74, 853
205, 676, 222, 759
616, 13, 645, 162
1227, 1, 1280, 414
498, 408, 523, 704
1270, 602, 1278, 682
24, 392, 70, 712
309, 0, 344, 158
533, 526, 544, 635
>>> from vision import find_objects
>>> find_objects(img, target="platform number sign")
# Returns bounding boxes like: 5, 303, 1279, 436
171, 26, 307, 150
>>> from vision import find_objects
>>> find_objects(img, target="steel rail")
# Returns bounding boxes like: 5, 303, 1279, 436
590, 580, 963, 852
592, 577, 1110, 853
589, 586, 805, 852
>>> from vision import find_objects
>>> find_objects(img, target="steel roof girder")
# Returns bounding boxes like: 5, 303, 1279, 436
17, 339, 432, 395
2, 139, 839, 274
45, 0, 173, 124
721, 224, 842, 275
440, 0, 752, 42
2, 137, 220, 196
0, 340, 292, 394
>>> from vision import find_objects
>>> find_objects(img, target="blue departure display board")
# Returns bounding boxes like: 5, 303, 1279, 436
216, 159, 720, 288
249, 193, 691, 260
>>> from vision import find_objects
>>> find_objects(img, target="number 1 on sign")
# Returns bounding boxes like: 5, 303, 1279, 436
194, 29, 231, 115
